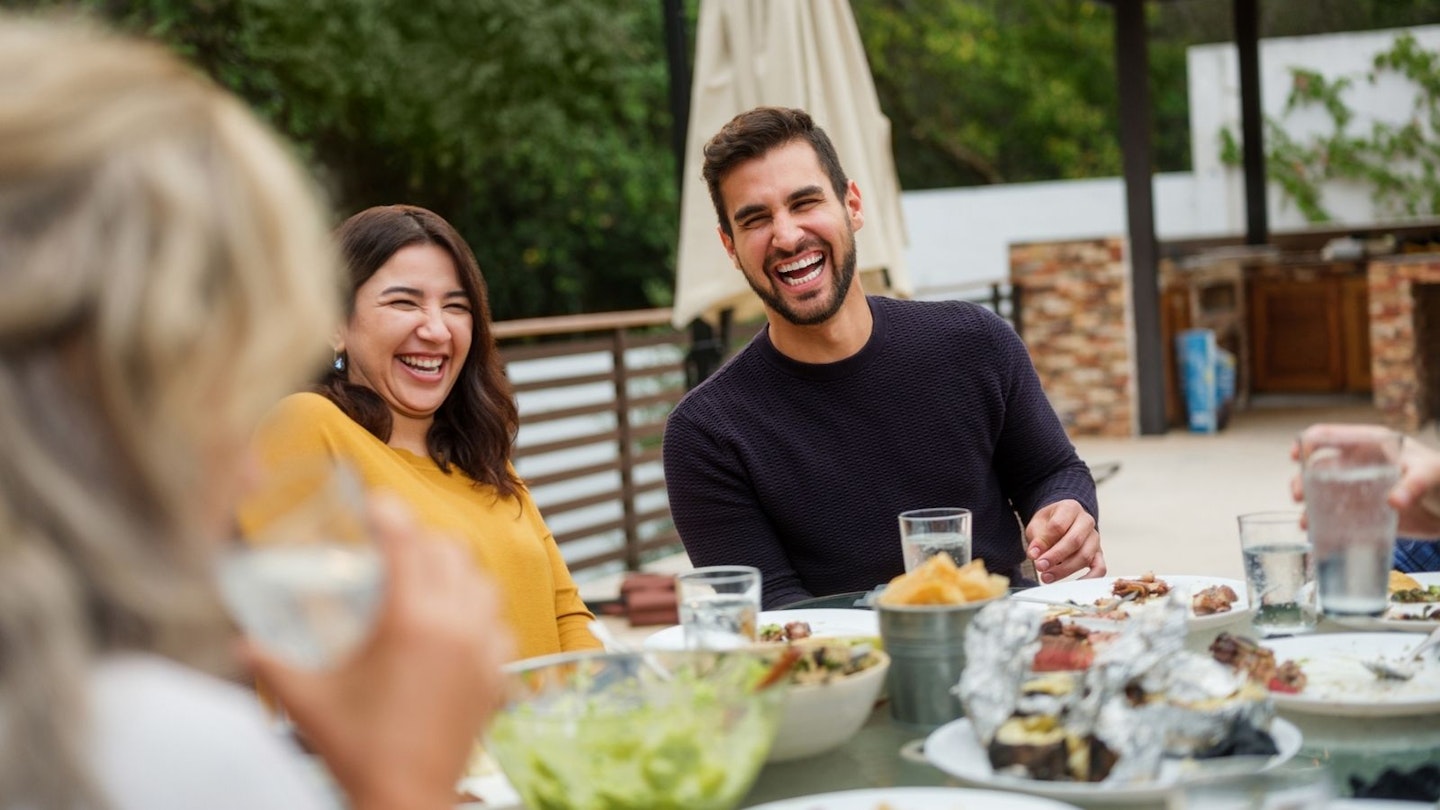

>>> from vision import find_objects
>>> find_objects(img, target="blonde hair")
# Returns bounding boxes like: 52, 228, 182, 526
0, 14, 339, 808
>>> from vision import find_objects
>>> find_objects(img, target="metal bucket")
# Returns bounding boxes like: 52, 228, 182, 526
876, 601, 988, 729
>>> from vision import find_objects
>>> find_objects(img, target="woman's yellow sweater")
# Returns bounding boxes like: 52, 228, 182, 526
248, 393, 599, 659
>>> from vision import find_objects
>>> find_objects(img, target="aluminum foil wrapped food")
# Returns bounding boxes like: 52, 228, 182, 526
1065, 595, 1192, 784
956, 599, 1044, 742
955, 590, 1274, 785
1138, 653, 1273, 756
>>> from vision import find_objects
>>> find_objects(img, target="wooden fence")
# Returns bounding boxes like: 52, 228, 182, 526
495, 309, 688, 574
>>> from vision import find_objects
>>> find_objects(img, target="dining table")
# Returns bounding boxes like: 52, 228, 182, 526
738, 590, 1440, 809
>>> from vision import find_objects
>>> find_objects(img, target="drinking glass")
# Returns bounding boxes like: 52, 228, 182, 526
217, 459, 384, 669
1237, 511, 1316, 636
676, 566, 761, 650
1297, 424, 1403, 617
898, 508, 972, 572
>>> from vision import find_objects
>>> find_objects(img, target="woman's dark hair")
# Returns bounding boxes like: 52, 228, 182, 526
325, 205, 520, 498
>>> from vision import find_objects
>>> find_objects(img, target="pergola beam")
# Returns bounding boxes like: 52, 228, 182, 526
1235, 0, 1268, 244
1113, 0, 1168, 435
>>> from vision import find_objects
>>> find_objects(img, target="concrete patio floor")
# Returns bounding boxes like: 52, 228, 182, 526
585, 395, 1438, 645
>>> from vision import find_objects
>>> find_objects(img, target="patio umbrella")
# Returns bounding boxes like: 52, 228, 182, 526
671, 0, 911, 329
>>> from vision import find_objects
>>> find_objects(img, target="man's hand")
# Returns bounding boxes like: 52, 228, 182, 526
1024, 499, 1105, 584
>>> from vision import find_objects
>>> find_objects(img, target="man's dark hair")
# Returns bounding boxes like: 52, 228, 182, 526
702, 106, 849, 237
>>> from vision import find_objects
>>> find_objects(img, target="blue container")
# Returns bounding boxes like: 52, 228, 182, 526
1176, 329, 1217, 434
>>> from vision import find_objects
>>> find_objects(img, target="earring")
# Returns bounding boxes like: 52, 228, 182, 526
333, 348, 345, 371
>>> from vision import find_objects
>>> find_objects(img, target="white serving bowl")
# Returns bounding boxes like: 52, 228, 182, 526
766, 649, 891, 763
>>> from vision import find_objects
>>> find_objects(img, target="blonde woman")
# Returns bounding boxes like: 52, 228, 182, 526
0, 15, 508, 810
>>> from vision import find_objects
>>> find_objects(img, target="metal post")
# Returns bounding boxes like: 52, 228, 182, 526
663, 0, 728, 386
1114, 0, 1167, 435
611, 328, 640, 570
662, 0, 691, 195
1235, 0, 1268, 245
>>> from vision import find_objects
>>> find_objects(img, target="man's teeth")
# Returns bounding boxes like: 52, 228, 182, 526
777, 254, 822, 286
399, 356, 441, 371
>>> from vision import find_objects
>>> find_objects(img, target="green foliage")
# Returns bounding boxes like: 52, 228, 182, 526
38, 0, 680, 319
852, 0, 1192, 188
1219, 33, 1440, 223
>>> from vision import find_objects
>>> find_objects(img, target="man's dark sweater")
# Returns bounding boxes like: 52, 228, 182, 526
662, 296, 1098, 609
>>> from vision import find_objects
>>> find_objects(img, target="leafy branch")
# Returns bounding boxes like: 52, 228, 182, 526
1219, 32, 1440, 222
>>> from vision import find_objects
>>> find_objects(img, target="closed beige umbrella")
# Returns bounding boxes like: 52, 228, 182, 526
672, 0, 910, 329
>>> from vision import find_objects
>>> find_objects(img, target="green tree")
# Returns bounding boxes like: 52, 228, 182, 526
20, 0, 680, 319
853, 0, 1440, 191
852, 0, 1192, 188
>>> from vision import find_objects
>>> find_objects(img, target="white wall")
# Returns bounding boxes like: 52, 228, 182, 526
1189, 25, 1440, 232
902, 25, 1440, 295
902, 173, 1207, 296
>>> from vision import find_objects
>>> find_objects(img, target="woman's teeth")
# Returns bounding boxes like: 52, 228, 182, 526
399, 356, 441, 371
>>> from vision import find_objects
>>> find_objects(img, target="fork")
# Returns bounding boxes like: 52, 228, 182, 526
1362, 624, 1440, 681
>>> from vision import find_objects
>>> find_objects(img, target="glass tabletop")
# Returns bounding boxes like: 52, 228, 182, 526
746, 601, 1440, 807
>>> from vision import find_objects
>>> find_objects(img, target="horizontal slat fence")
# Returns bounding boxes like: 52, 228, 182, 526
495, 309, 688, 576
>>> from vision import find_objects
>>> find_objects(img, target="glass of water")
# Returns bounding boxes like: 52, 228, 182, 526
1237, 511, 1316, 636
898, 507, 972, 572
1298, 424, 1403, 617
676, 566, 761, 650
218, 459, 384, 669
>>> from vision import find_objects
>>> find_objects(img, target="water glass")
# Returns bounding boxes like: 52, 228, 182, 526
1237, 511, 1316, 636
676, 566, 761, 650
898, 507, 973, 572
1298, 424, 1403, 617
218, 460, 384, 669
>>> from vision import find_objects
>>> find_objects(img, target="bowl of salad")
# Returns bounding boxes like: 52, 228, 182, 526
486, 649, 785, 810
758, 623, 891, 762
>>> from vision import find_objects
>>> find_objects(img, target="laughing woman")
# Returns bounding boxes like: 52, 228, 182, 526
250, 205, 599, 658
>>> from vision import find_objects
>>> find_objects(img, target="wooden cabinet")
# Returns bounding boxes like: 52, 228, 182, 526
1340, 275, 1373, 392
1248, 265, 1370, 393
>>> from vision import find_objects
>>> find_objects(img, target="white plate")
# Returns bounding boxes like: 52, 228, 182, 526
1262, 632, 1440, 717
1333, 572, 1440, 631
1011, 574, 1252, 631
924, 717, 1301, 806
745, 786, 1083, 810
642, 608, 879, 651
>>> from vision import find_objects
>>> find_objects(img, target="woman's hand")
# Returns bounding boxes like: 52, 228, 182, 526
1391, 439, 1440, 540
243, 495, 513, 810
1291, 426, 1440, 540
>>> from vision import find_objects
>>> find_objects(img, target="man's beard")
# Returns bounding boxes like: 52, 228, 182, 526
745, 231, 858, 327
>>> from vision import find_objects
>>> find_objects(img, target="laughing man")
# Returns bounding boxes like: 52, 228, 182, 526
662, 106, 1105, 609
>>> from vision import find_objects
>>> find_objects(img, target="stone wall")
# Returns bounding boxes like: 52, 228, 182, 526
1010, 237, 1135, 437
1369, 255, 1440, 432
